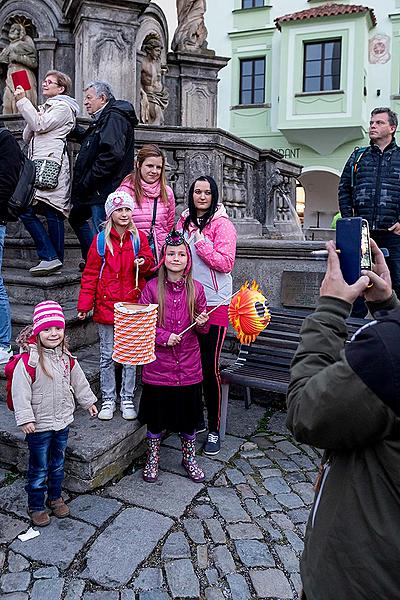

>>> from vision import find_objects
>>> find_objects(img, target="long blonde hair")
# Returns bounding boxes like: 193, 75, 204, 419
121, 144, 169, 207
16, 325, 68, 379
104, 215, 139, 255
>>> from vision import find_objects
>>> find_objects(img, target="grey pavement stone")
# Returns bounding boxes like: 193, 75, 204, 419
205, 588, 225, 600
299, 444, 322, 460
276, 440, 301, 455
134, 568, 163, 591
284, 529, 304, 554
275, 544, 300, 573
241, 442, 258, 452
270, 513, 296, 530
298, 523, 307, 536
104, 470, 202, 518
276, 493, 304, 509
286, 472, 308, 484
290, 572, 303, 596
7, 551, 30, 572
68, 495, 122, 527
1, 572, 31, 593
83, 593, 119, 600
205, 568, 219, 585
226, 573, 251, 600
291, 454, 317, 470
208, 488, 250, 523
246, 475, 269, 496
204, 519, 226, 544
258, 494, 281, 512
159, 446, 222, 482
250, 434, 275, 448
244, 499, 264, 518
0, 468, 7, 484
11, 518, 95, 570
235, 540, 275, 568
139, 592, 171, 600
262, 477, 291, 495
292, 482, 315, 505
0, 514, 27, 544
258, 518, 284, 542
259, 468, 282, 479
183, 518, 206, 544
31, 578, 64, 600
212, 545, 236, 575
227, 523, 264, 540
0, 479, 28, 520
65, 579, 86, 600
161, 532, 191, 560
248, 457, 273, 468
240, 450, 264, 459
197, 545, 208, 569
266, 411, 288, 435
264, 448, 287, 461
83, 507, 172, 588
250, 568, 293, 599
226, 398, 265, 437
165, 559, 200, 598
232, 459, 253, 475
287, 508, 311, 524
193, 504, 214, 519
0, 594, 29, 600
236, 484, 256, 499
225, 468, 246, 485
213, 474, 228, 487
120, 591, 135, 600
275, 459, 304, 473
0, 548, 5, 570
33, 566, 59, 579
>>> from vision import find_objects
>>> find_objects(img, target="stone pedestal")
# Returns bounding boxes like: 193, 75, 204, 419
34, 37, 57, 90
63, 0, 150, 104
166, 51, 230, 128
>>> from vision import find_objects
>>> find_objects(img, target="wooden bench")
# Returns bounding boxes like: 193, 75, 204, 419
219, 306, 368, 438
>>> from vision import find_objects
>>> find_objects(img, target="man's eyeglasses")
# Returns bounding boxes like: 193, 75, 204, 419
194, 189, 212, 196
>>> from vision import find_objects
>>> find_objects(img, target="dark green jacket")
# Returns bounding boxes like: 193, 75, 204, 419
287, 294, 400, 600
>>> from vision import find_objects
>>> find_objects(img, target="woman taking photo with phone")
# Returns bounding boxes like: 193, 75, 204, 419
14, 70, 79, 276
177, 175, 237, 455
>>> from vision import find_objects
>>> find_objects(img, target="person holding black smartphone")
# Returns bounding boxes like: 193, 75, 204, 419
287, 239, 400, 600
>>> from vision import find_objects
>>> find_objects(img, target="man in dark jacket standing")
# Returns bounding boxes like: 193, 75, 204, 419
339, 107, 400, 295
0, 122, 22, 363
287, 239, 400, 600
69, 81, 138, 262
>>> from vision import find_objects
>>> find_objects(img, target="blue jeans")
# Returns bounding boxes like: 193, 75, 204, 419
25, 427, 69, 512
98, 323, 136, 403
20, 203, 65, 262
371, 231, 400, 298
0, 225, 11, 348
69, 203, 106, 260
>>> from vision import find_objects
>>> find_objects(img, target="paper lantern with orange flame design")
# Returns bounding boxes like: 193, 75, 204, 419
228, 281, 271, 345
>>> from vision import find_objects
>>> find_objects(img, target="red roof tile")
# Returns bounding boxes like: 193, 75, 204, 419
275, 3, 377, 30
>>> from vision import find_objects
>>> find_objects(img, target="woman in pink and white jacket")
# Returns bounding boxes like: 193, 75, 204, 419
177, 175, 237, 456
116, 144, 175, 262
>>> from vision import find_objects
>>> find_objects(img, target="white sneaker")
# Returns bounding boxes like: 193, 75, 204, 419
97, 400, 116, 420
29, 259, 62, 277
121, 398, 137, 420
0, 346, 12, 365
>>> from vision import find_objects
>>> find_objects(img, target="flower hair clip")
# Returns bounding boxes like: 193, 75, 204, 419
165, 229, 185, 246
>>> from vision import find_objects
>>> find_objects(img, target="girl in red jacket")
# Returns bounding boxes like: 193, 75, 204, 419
77, 191, 154, 421
138, 230, 209, 484
116, 144, 175, 262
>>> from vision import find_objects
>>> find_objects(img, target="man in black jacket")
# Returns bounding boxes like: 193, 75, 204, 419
0, 122, 22, 363
69, 81, 138, 262
338, 107, 400, 295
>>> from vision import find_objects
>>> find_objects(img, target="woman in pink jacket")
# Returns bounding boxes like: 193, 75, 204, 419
177, 176, 237, 456
116, 144, 175, 262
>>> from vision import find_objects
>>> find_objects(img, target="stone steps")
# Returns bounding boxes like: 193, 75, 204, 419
4, 267, 82, 306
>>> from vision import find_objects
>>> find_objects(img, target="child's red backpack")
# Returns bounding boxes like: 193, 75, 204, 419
4, 352, 75, 411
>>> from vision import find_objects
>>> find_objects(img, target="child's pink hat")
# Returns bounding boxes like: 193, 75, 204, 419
105, 191, 134, 219
32, 301, 65, 335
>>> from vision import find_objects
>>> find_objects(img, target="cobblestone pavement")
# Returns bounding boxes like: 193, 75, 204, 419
0, 403, 321, 599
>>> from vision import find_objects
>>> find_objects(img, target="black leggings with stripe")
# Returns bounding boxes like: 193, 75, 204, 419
198, 324, 227, 434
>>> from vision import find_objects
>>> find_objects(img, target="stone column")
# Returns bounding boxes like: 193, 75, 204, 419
34, 38, 57, 98
63, 0, 150, 105
166, 51, 229, 128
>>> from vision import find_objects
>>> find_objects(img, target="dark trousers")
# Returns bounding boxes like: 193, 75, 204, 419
20, 203, 65, 262
69, 203, 106, 260
198, 324, 227, 433
25, 427, 69, 512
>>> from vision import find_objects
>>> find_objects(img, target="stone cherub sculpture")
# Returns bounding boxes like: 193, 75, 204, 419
171, 0, 208, 53
140, 34, 169, 126
0, 22, 38, 114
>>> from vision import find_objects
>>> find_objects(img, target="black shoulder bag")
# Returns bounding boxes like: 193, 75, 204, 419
147, 197, 158, 262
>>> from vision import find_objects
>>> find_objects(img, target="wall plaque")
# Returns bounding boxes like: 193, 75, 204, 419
281, 271, 324, 308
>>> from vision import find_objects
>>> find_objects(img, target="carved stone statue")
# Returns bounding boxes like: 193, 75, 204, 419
140, 34, 169, 126
0, 22, 38, 114
171, 0, 208, 53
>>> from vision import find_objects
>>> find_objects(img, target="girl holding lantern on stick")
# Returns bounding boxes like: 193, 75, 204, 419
177, 176, 237, 456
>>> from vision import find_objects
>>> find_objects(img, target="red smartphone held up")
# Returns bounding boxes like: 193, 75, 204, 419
11, 70, 31, 91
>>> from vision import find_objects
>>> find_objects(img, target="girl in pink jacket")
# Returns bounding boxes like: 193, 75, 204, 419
116, 144, 175, 262
177, 176, 237, 457
138, 230, 209, 484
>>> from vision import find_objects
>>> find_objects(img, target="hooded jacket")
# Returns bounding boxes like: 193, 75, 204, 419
12, 343, 97, 432
140, 277, 208, 386
71, 98, 138, 207
116, 177, 175, 261
77, 226, 154, 324
0, 126, 22, 224
177, 204, 237, 306
16, 95, 79, 216
287, 294, 400, 600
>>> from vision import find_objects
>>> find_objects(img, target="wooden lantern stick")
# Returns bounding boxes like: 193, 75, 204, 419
177, 287, 242, 337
